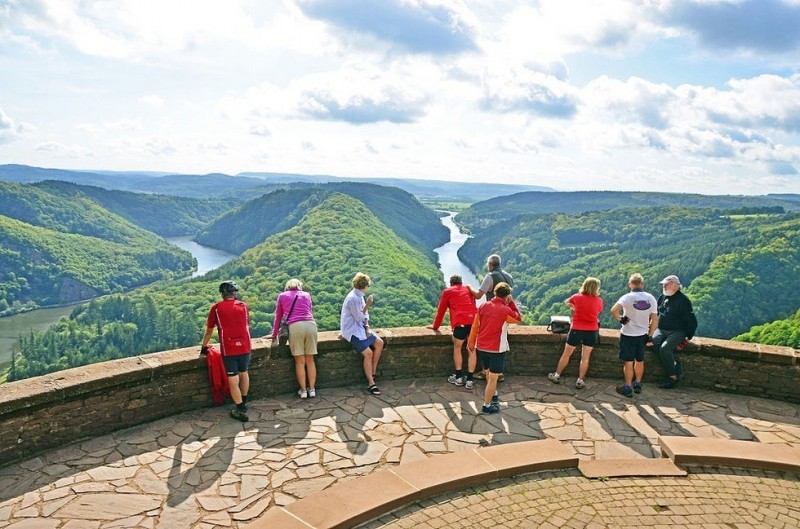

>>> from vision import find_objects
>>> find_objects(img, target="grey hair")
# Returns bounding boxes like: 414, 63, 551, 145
487, 254, 501, 267
285, 278, 303, 291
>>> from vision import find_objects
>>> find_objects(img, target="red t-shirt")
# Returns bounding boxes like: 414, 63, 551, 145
206, 299, 252, 356
567, 293, 603, 331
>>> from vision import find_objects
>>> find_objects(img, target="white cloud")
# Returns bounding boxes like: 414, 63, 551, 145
34, 141, 95, 157
138, 95, 164, 107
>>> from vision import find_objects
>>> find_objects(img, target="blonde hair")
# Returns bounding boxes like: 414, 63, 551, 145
580, 277, 601, 296
629, 273, 644, 287
285, 278, 303, 291
494, 282, 512, 298
352, 272, 371, 290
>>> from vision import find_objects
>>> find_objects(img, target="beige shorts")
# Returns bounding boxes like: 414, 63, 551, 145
288, 320, 318, 357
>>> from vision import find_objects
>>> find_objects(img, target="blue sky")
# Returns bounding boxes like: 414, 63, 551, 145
1, 0, 800, 194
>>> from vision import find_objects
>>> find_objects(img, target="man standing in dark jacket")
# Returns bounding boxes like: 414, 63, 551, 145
652, 275, 697, 389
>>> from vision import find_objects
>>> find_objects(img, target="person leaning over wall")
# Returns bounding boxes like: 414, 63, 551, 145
430, 274, 480, 390
271, 278, 318, 399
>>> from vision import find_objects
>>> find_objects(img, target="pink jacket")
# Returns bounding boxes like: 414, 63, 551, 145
271, 289, 315, 338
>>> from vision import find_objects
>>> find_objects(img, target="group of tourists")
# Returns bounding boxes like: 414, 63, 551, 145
199, 253, 697, 422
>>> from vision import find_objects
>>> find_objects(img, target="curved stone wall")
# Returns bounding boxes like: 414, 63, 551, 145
0, 326, 797, 465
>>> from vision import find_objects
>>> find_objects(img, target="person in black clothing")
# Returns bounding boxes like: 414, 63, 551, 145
652, 275, 697, 389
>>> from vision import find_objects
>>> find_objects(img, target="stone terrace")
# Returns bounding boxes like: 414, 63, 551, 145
2, 375, 800, 528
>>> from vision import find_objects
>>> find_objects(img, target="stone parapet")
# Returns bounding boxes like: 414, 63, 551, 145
0, 326, 797, 465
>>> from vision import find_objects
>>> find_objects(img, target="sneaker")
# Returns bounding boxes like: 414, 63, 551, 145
454, 377, 465, 386
615, 385, 633, 398
465, 379, 474, 390
498, 374, 505, 383
447, 373, 458, 384
474, 371, 486, 380
659, 379, 679, 389
491, 394, 499, 404
547, 372, 561, 384
230, 408, 249, 422
298, 389, 308, 399
575, 378, 586, 389
481, 404, 500, 415
675, 359, 685, 380
308, 388, 316, 398
633, 381, 642, 394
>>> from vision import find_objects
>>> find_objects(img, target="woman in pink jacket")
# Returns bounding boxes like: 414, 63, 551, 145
272, 278, 318, 399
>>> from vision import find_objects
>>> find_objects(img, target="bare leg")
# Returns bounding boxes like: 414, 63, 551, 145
554, 344, 577, 375
484, 372, 499, 405
294, 356, 307, 391
306, 355, 317, 388
228, 374, 243, 404
634, 361, 644, 384
238, 371, 250, 399
361, 348, 375, 386
466, 343, 476, 373
452, 337, 464, 371
577, 346, 594, 380
371, 336, 384, 377
622, 361, 634, 386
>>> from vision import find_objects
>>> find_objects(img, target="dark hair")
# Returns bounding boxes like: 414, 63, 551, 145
449, 274, 463, 286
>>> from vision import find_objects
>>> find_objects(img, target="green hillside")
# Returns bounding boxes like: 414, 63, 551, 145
196, 183, 449, 258
456, 191, 799, 232
735, 309, 800, 349
458, 207, 800, 338
9, 193, 444, 380
33, 180, 234, 236
0, 215, 193, 316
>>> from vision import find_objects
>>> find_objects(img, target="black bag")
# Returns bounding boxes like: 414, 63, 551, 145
278, 294, 299, 346
547, 315, 571, 334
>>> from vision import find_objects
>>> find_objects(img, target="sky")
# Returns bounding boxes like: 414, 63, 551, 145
1, 0, 800, 195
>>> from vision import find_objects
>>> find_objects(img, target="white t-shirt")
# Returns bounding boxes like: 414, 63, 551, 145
616, 290, 657, 336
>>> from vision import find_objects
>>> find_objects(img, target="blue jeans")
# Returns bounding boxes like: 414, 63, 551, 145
652, 329, 686, 378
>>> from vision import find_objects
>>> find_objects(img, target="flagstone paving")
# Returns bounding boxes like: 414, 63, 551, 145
1, 376, 799, 528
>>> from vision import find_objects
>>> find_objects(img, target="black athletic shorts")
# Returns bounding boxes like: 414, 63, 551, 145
453, 324, 472, 341
566, 329, 600, 347
618, 334, 647, 363
223, 353, 251, 376
477, 350, 506, 374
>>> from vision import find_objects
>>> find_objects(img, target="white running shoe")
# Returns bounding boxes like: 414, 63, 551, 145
547, 372, 561, 384
575, 378, 586, 389
308, 388, 316, 398
298, 389, 308, 399
465, 380, 474, 390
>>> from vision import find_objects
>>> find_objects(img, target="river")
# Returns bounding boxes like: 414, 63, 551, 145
434, 212, 478, 287
0, 237, 237, 368
0, 217, 474, 369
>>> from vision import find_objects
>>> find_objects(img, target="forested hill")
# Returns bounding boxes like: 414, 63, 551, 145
0, 181, 196, 316
456, 191, 800, 232
9, 193, 444, 380
458, 207, 800, 339
735, 309, 800, 349
32, 180, 234, 237
195, 183, 449, 258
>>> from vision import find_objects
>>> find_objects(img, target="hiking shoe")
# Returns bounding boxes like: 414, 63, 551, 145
308, 388, 316, 398
633, 382, 642, 394
675, 360, 685, 380
298, 389, 308, 399
230, 408, 249, 422
465, 379, 474, 390
447, 373, 458, 384
616, 385, 633, 398
575, 378, 586, 389
547, 372, 561, 384
659, 379, 679, 389
481, 404, 500, 415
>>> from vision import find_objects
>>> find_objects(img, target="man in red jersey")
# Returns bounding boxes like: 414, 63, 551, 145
431, 274, 482, 389
201, 281, 252, 422
467, 282, 522, 414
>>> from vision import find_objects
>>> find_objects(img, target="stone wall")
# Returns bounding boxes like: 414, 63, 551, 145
0, 327, 797, 466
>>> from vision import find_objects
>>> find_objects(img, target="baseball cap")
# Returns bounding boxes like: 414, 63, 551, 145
659, 275, 681, 286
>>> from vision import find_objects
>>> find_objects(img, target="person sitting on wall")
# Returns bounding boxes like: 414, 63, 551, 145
430, 274, 480, 390
340, 272, 385, 396
653, 275, 697, 389
201, 280, 252, 422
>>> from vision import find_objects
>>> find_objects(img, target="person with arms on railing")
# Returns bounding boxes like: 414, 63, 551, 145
431, 274, 480, 390
272, 278, 319, 399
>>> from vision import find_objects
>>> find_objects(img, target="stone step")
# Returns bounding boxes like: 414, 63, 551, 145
579, 458, 687, 479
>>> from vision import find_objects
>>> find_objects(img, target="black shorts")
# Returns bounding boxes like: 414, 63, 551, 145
618, 335, 647, 363
453, 325, 471, 341
223, 353, 251, 376
478, 350, 506, 374
566, 329, 599, 347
